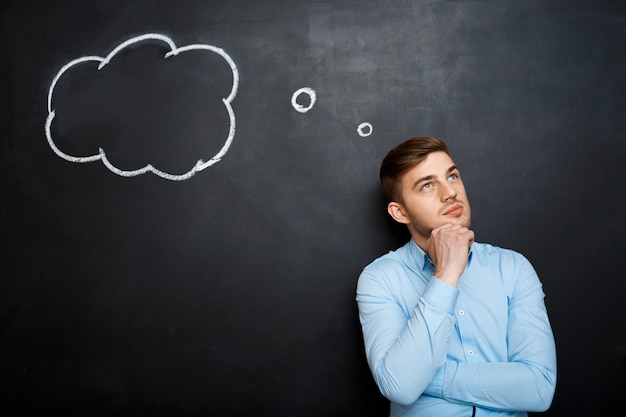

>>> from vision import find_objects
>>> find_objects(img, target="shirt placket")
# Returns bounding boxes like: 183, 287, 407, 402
454, 295, 480, 362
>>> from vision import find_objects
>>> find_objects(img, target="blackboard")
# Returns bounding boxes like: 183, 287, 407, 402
2, 0, 625, 415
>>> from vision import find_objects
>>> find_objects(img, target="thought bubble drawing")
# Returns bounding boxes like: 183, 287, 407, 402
45, 33, 239, 181
291, 87, 316, 113
357, 122, 373, 137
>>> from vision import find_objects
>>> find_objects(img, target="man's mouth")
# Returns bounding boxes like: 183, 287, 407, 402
443, 204, 463, 216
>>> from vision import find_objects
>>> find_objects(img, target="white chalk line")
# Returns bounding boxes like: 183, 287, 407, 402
291, 87, 316, 113
45, 33, 239, 181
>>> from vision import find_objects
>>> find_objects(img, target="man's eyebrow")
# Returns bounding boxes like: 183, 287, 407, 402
412, 165, 460, 189
412, 175, 434, 189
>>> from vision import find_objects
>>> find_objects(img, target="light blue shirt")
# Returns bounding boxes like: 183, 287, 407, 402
356, 240, 557, 417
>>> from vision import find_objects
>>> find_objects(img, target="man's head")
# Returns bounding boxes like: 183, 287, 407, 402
380, 136, 471, 246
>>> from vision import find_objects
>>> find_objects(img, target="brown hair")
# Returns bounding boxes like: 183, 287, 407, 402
380, 136, 450, 203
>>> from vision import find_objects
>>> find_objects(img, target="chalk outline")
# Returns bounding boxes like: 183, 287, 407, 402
357, 122, 372, 137
45, 33, 239, 180
291, 87, 316, 113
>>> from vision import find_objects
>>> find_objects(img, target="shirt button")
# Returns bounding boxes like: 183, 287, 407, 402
459, 310, 465, 316
468, 350, 474, 356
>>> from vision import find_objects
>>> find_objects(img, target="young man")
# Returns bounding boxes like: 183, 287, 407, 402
356, 137, 557, 417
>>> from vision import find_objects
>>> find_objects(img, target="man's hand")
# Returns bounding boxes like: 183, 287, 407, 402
427, 224, 474, 287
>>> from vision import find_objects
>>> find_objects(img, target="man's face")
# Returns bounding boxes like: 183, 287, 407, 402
389, 151, 471, 246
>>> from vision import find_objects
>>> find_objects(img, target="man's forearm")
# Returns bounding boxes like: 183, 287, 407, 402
424, 359, 557, 411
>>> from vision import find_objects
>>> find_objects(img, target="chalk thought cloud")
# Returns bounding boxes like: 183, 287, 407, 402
45, 33, 239, 180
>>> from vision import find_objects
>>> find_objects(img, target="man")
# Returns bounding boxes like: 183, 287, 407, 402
356, 137, 557, 417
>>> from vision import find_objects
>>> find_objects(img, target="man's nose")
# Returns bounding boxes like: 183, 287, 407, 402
441, 182, 457, 201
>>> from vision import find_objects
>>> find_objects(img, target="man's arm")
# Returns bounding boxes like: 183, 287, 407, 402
357, 224, 474, 405
356, 267, 459, 406
424, 255, 557, 412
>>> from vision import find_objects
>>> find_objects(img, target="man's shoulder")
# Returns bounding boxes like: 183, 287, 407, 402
472, 242, 531, 269
357, 241, 426, 292
363, 241, 413, 271
358, 241, 426, 289
473, 241, 523, 257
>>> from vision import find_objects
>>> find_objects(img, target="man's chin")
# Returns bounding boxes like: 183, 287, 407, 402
443, 216, 471, 228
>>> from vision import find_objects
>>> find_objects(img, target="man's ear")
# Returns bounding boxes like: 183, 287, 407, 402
387, 202, 410, 225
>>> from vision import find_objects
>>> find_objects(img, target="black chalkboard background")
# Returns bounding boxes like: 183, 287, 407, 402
2, 1, 625, 416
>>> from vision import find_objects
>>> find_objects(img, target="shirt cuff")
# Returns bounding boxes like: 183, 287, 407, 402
422, 276, 459, 315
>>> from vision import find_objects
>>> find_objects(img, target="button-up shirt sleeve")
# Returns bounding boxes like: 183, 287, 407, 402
357, 242, 557, 416
356, 255, 460, 405
424, 251, 557, 412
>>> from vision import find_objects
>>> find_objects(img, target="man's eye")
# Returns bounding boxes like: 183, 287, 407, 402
449, 174, 459, 181
422, 183, 432, 190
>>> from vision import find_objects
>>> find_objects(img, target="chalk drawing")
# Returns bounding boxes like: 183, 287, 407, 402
45, 33, 239, 181
291, 87, 316, 113
357, 122, 373, 137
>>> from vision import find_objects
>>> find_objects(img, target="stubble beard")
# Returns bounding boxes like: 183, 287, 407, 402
410, 213, 472, 240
